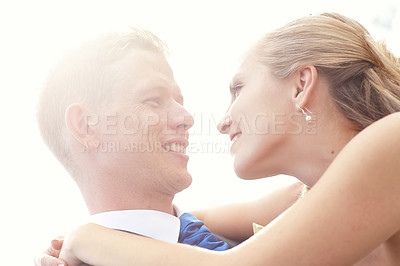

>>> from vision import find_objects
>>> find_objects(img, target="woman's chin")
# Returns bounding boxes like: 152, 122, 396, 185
234, 158, 278, 180
234, 161, 264, 180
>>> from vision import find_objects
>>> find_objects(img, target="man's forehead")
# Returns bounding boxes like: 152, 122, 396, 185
133, 77, 183, 98
114, 50, 179, 92
123, 49, 168, 68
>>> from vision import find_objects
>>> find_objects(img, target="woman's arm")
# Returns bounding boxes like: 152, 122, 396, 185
191, 180, 304, 242
60, 113, 400, 266
58, 181, 304, 265
59, 223, 228, 266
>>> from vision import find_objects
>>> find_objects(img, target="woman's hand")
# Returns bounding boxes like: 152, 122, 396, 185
34, 237, 68, 266
58, 223, 115, 266
58, 224, 92, 266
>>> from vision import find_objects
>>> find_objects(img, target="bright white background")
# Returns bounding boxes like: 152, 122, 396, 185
0, 0, 399, 264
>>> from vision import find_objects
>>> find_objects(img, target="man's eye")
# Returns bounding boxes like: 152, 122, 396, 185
146, 98, 161, 105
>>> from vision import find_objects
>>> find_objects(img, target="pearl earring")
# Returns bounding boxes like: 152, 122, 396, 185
297, 104, 313, 121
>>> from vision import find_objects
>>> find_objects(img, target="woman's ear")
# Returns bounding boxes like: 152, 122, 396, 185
292, 65, 318, 109
65, 104, 100, 150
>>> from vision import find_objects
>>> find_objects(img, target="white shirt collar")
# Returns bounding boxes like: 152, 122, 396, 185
90, 207, 184, 243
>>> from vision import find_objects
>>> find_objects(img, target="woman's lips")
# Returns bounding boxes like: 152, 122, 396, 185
231, 132, 242, 144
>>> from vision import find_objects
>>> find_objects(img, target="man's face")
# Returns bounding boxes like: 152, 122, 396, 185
96, 50, 194, 196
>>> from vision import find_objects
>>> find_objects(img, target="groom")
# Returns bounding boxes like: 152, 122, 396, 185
36, 29, 230, 266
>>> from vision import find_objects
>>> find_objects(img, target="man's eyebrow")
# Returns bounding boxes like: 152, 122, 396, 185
139, 86, 166, 95
139, 85, 184, 103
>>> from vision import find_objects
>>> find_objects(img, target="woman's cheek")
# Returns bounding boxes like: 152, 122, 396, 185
253, 113, 269, 135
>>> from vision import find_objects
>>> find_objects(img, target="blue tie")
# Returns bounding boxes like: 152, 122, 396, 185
178, 212, 229, 251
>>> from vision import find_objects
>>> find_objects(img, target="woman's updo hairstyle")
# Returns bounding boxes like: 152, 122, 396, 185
253, 12, 400, 130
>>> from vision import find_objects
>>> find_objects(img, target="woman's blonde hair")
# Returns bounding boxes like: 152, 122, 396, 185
253, 12, 400, 130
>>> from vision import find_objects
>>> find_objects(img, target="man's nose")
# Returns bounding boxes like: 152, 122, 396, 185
168, 105, 194, 131
217, 113, 232, 134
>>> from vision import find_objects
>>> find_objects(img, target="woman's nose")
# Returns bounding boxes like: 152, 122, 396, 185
217, 114, 232, 134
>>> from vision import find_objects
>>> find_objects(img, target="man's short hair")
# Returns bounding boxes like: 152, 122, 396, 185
37, 29, 169, 177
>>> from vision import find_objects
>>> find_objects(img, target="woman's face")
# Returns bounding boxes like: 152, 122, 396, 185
218, 55, 300, 179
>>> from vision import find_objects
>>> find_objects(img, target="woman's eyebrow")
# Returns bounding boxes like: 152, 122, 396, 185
229, 74, 243, 93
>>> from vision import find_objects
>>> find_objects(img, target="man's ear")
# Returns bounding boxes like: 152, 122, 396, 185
292, 65, 318, 108
65, 104, 100, 150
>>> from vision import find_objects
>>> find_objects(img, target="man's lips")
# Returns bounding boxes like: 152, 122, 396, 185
162, 138, 189, 154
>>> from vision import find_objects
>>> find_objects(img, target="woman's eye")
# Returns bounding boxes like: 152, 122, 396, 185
232, 86, 242, 100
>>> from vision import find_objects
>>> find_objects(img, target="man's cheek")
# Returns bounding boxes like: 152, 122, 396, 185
142, 113, 161, 135
121, 113, 141, 135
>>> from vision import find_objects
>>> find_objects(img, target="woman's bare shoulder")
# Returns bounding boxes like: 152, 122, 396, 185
343, 112, 400, 161
322, 112, 400, 205
316, 112, 400, 264
361, 112, 400, 135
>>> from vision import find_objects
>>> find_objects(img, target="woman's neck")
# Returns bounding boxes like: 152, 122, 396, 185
287, 115, 358, 187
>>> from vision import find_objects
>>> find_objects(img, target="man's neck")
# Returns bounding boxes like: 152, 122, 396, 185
86, 196, 176, 216
79, 182, 176, 216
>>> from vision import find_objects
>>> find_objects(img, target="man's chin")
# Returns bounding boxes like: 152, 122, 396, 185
176, 173, 193, 192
